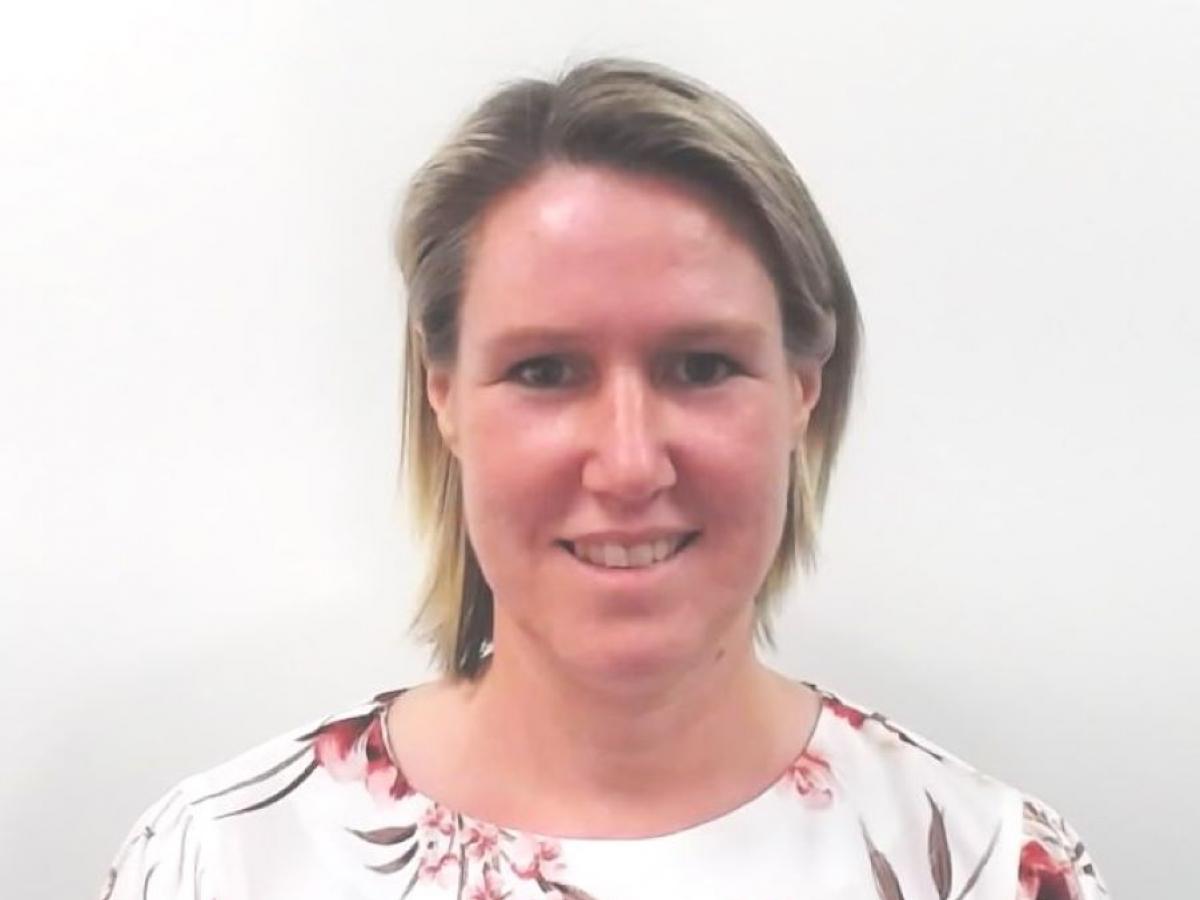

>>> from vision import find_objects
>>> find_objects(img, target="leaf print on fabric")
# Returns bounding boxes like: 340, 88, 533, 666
926, 791, 952, 900
349, 821, 420, 877
369, 839, 420, 876
861, 795, 1002, 900
348, 823, 418, 846
211, 756, 321, 820
210, 699, 412, 822
952, 822, 1000, 900
862, 820, 907, 900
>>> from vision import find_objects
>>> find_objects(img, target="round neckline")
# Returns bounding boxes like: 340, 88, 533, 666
376, 679, 830, 844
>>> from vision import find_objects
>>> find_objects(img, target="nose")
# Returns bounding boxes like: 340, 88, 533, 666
580, 366, 676, 504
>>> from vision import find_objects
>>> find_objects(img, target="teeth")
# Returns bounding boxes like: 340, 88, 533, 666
628, 543, 654, 567
603, 543, 628, 567
570, 535, 688, 569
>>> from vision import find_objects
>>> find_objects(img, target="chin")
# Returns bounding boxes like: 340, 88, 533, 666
554, 624, 725, 686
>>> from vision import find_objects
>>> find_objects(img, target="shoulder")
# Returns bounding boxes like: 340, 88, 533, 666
803, 683, 1109, 900
1017, 792, 1110, 899
100, 777, 214, 900
805, 682, 1020, 822
100, 687, 413, 899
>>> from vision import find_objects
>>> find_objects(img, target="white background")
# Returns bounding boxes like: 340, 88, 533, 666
2, 1, 1197, 896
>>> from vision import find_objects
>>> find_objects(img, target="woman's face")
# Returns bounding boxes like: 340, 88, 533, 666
426, 165, 821, 683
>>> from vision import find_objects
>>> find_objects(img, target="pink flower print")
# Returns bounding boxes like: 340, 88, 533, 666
419, 803, 457, 837
783, 750, 834, 809
464, 822, 501, 861
467, 867, 506, 900
419, 849, 461, 888
509, 835, 565, 881
309, 711, 411, 803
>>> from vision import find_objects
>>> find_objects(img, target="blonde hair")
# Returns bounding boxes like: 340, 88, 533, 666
396, 58, 861, 677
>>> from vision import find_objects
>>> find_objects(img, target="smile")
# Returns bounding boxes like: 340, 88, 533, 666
557, 532, 700, 570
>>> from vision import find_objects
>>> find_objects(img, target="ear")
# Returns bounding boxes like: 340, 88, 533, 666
425, 364, 459, 456
789, 361, 823, 449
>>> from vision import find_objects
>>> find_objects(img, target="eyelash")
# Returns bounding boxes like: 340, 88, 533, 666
506, 353, 742, 390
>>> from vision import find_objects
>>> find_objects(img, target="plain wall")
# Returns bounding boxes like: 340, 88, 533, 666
2, 1, 1197, 896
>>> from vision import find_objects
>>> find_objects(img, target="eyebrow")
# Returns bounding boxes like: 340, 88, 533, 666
481, 320, 770, 355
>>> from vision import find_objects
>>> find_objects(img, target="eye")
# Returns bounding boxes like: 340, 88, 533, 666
506, 355, 577, 389
669, 352, 740, 387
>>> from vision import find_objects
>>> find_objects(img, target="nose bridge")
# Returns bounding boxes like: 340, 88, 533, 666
583, 361, 673, 498
609, 363, 654, 460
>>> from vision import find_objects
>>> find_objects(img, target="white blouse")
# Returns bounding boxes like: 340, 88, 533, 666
100, 683, 1107, 899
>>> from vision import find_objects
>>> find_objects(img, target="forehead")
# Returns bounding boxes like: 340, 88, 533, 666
460, 165, 780, 341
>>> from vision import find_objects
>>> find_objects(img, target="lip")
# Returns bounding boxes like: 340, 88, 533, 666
560, 527, 699, 545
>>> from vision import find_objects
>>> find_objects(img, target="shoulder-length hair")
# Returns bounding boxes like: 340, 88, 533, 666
396, 58, 861, 678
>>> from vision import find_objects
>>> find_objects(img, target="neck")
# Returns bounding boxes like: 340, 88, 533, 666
454, 620, 812, 835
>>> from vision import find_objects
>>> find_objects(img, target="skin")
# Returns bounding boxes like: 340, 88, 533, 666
387, 164, 825, 838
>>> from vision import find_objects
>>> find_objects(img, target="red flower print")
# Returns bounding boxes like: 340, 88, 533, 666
783, 750, 835, 809
310, 712, 411, 804
1018, 840, 1082, 900
826, 696, 869, 729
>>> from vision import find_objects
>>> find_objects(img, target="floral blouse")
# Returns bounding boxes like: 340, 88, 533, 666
100, 683, 1107, 900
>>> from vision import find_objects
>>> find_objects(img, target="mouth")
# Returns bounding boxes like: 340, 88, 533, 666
555, 531, 701, 571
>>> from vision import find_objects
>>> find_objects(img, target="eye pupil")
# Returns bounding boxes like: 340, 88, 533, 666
519, 357, 565, 386
682, 353, 727, 384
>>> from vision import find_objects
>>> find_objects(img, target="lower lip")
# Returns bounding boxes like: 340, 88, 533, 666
558, 534, 700, 582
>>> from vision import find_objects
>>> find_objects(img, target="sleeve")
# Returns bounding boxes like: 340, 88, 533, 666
99, 784, 218, 900
1016, 794, 1109, 900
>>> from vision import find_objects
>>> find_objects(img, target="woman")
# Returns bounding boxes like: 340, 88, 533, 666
102, 58, 1107, 899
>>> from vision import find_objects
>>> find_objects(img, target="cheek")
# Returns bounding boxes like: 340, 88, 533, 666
683, 400, 793, 597
686, 396, 793, 517
456, 398, 575, 541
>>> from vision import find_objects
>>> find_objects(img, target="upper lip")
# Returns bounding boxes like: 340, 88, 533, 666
561, 528, 698, 546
